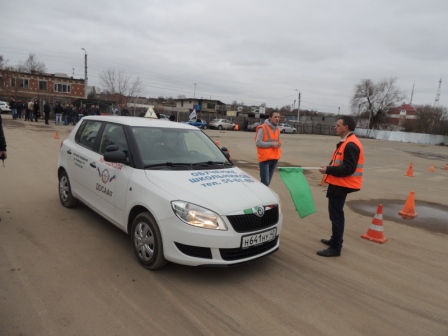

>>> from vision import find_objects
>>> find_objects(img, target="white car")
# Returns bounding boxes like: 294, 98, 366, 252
278, 123, 297, 134
208, 119, 236, 130
57, 116, 282, 270
0, 101, 11, 113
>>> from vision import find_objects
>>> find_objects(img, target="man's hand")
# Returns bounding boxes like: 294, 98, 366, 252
319, 165, 327, 174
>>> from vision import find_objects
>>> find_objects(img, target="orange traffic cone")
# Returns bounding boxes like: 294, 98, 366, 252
215, 140, 220, 146
444, 163, 448, 170
54, 132, 60, 139
398, 191, 418, 219
318, 174, 328, 187
404, 162, 414, 177
429, 165, 435, 172
235, 124, 239, 131
361, 204, 388, 244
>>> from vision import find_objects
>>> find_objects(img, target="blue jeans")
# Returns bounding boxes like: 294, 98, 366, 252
64, 115, 69, 125
328, 195, 347, 251
259, 159, 278, 186
11, 108, 17, 120
56, 114, 62, 125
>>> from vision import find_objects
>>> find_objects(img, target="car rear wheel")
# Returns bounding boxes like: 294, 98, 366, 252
131, 212, 167, 270
58, 171, 79, 208
293, 130, 297, 134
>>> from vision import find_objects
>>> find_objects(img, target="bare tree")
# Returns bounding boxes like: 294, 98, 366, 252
99, 68, 144, 113
17, 53, 46, 73
414, 105, 448, 134
351, 78, 406, 129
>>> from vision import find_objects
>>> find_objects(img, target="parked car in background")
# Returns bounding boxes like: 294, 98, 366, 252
0, 101, 11, 113
277, 123, 297, 134
57, 116, 282, 270
182, 119, 207, 129
247, 122, 261, 132
208, 119, 236, 130
158, 113, 170, 120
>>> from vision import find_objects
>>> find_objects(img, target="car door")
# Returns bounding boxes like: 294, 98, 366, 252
95, 123, 132, 227
68, 119, 104, 210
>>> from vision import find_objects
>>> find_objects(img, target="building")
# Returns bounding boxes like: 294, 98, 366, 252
387, 103, 417, 129
174, 98, 226, 115
0, 70, 86, 104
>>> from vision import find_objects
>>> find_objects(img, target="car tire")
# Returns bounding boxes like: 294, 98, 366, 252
203, 125, 207, 130
232, 126, 235, 131
293, 130, 297, 134
218, 125, 223, 130
58, 170, 79, 208
281, 129, 286, 134
131, 212, 167, 270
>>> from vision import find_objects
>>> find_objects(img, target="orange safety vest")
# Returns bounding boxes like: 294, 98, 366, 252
325, 134, 364, 189
255, 123, 282, 162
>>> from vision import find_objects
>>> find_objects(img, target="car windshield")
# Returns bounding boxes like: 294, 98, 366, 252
132, 126, 231, 169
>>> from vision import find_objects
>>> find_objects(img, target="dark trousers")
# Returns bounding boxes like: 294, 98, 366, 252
328, 195, 347, 251
44, 112, 50, 124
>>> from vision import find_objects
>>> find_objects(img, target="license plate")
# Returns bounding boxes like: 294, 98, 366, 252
241, 228, 277, 249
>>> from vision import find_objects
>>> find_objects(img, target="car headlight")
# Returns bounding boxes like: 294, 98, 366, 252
171, 201, 228, 230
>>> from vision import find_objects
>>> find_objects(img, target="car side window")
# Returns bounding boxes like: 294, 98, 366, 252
76, 120, 103, 150
99, 124, 129, 156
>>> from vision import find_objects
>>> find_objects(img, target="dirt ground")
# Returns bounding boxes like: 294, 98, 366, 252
1, 117, 447, 336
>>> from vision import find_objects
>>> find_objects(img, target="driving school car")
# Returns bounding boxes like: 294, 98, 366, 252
57, 116, 282, 270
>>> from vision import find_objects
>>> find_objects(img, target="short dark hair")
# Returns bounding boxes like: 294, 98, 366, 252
269, 110, 280, 117
339, 115, 356, 131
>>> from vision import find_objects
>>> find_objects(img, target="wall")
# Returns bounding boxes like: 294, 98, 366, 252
355, 128, 448, 146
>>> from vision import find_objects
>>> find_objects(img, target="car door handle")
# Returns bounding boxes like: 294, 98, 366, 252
90, 162, 96, 168
67, 149, 72, 154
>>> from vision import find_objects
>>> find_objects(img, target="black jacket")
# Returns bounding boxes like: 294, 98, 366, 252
326, 133, 361, 198
0, 115, 6, 152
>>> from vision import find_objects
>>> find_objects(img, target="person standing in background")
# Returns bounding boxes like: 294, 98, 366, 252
43, 101, 51, 125
255, 111, 282, 186
0, 113, 7, 162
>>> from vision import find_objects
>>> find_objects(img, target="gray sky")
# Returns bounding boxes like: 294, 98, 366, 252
2, 0, 447, 114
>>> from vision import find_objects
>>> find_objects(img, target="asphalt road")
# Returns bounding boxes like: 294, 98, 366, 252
1, 118, 447, 336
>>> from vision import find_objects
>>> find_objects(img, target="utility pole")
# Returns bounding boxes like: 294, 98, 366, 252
295, 89, 301, 132
410, 82, 415, 105
194, 83, 197, 98
81, 48, 88, 99
434, 77, 442, 107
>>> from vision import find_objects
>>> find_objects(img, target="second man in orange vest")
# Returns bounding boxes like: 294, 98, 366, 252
318, 115, 365, 257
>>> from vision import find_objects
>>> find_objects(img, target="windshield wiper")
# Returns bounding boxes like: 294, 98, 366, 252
144, 162, 193, 169
192, 161, 233, 167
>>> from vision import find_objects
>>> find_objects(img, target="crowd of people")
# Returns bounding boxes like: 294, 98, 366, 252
7, 98, 103, 126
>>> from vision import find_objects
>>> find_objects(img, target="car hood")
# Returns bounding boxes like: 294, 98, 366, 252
144, 167, 279, 214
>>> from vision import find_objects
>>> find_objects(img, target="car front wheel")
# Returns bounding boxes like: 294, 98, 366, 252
131, 212, 167, 270
59, 171, 79, 208
218, 125, 223, 130
281, 129, 286, 133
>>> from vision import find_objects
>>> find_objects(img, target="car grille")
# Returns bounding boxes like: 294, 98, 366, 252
175, 243, 212, 259
226, 205, 279, 233
220, 236, 279, 261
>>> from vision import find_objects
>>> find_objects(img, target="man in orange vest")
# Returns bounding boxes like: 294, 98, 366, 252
255, 111, 282, 186
318, 115, 364, 257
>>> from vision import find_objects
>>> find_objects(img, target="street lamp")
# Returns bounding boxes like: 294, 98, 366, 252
295, 89, 301, 131
81, 48, 88, 83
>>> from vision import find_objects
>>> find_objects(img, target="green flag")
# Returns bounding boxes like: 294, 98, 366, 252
279, 167, 317, 219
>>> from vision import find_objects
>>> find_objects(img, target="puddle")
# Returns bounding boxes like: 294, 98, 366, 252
348, 199, 448, 234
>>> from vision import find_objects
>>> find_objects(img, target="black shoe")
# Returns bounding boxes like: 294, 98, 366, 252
317, 248, 341, 257
321, 238, 331, 246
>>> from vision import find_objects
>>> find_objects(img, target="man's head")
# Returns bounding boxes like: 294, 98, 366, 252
269, 111, 281, 126
336, 115, 356, 138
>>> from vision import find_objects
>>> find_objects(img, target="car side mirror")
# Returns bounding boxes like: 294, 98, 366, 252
104, 147, 127, 163
221, 147, 230, 160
